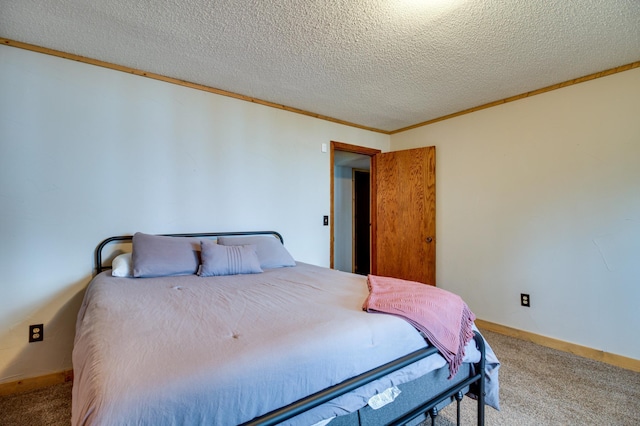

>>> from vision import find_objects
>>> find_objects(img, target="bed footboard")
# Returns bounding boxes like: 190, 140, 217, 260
391, 332, 486, 426
243, 332, 486, 426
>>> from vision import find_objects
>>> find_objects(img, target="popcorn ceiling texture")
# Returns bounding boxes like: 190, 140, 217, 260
1, 0, 639, 131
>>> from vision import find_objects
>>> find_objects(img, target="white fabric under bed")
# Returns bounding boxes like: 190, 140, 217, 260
72, 262, 495, 426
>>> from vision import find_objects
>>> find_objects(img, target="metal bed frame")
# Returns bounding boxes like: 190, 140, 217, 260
94, 231, 486, 426
95, 231, 284, 274
244, 333, 485, 426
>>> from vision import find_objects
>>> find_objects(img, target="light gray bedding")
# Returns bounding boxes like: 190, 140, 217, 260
72, 263, 498, 426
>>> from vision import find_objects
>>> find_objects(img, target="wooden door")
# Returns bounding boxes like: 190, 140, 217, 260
373, 146, 436, 285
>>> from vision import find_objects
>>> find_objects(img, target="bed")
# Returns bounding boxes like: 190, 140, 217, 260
72, 231, 500, 426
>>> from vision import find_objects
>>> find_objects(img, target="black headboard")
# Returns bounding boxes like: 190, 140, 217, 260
95, 231, 284, 273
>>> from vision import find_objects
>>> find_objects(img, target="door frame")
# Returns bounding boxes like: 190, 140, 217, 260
330, 141, 381, 271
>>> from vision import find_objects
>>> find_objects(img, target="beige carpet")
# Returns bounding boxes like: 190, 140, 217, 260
1, 329, 638, 425
0, 380, 72, 426
433, 330, 640, 425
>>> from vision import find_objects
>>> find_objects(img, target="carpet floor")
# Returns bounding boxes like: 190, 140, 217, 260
434, 330, 640, 425
1, 329, 638, 425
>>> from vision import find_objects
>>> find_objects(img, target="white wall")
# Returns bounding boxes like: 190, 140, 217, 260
2, 44, 637, 384
0, 45, 390, 383
391, 68, 640, 360
334, 165, 354, 272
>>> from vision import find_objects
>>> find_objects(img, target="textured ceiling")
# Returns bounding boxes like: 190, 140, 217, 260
2, 0, 639, 132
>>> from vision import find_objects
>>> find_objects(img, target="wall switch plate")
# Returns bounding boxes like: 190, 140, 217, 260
29, 324, 44, 342
521, 293, 530, 307
323, 215, 329, 226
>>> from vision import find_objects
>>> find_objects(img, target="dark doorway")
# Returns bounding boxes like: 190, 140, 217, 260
329, 141, 380, 272
353, 169, 370, 275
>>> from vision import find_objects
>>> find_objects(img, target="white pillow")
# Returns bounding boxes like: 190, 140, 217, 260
111, 253, 133, 277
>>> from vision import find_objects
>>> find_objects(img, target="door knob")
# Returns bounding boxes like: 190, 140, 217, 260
425, 237, 433, 243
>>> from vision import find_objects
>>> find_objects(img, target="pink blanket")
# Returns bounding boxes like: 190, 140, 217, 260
363, 275, 476, 378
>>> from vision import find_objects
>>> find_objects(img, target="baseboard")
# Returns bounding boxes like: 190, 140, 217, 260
0, 370, 73, 397
475, 319, 640, 373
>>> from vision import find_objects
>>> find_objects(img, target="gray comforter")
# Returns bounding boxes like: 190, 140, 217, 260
72, 263, 498, 425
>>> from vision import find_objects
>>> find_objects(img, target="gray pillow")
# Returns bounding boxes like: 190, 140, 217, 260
198, 240, 263, 276
217, 236, 296, 269
132, 233, 201, 278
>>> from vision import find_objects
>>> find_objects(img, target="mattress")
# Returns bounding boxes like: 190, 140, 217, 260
72, 262, 496, 425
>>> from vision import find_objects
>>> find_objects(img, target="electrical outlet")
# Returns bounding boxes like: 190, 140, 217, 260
520, 294, 530, 307
29, 324, 44, 343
